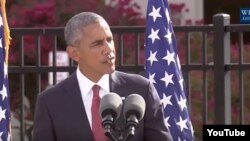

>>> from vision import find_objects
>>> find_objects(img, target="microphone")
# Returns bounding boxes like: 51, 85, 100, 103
100, 93, 123, 137
123, 94, 146, 139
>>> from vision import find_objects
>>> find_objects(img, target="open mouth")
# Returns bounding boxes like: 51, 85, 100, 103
105, 57, 115, 64
102, 55, 115, 64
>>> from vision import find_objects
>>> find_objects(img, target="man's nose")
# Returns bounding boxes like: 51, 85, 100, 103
102, 41, 113, 54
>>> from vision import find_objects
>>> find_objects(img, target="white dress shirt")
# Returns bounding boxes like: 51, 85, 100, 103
76, 67, 110, 129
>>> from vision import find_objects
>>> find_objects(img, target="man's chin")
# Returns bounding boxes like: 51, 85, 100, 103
105, 67, 115, 74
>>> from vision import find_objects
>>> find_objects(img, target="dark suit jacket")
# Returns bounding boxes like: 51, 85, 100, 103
32, 71, 172, 141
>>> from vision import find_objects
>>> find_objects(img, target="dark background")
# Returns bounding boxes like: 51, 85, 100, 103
204, 0, 250, 43
204, 0, 250, 24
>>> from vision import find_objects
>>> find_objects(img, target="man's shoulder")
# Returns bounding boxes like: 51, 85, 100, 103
113, 71, 147, 80
112, 71, 150, 86
39, 72, 77, 97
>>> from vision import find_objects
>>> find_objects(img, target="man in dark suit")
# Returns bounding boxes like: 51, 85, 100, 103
32, 12, 172, 141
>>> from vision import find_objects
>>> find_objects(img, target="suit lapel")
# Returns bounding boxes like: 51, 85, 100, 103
109, 71, 127, 131
109, 71, 127, 98
109, 71, 142, 141
64, 72, 94, 141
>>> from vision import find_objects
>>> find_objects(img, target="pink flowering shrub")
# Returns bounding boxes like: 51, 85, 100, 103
7, 1, 250, 140
7, 0, 145, 65
7, 0, 145, 124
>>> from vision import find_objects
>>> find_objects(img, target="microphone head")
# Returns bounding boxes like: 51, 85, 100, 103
100, 92, 122, 120
123, 94, 146, 121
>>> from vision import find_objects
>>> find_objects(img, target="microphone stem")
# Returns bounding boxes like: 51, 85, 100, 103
123, 115, 138, 141
128, 126, 135, 136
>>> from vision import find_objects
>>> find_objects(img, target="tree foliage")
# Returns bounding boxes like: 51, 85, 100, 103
7, 0, 145, 27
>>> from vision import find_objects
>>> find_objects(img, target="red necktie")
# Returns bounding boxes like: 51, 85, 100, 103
91, 85, 109, 141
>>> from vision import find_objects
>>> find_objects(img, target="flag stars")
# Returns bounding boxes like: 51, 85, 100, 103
0, 38, 2, 48
148, 73, 156, 84
160, 71, 174, 88
178, 96, 187, 111
189, 121, 195, 137
4, 62, 8, 78
178, 137, 186, 141
0, 7, 12, 141
145, 0, 194, 140
161, 94, 172, 109
176, 116, 188, 132
176, 56, 182, 72
0, 15, 3, 27
148, 28, 160, 44
149, 6, 162, 22
0, 132, 2, 140
179, 78, 184, 91
163, 50, 175, 65
0, 107, 6, 122
0, 85, 8, 101
147, 51, 158, 66
164, 116, 171, 129
164, 29, 172, 45
165, 8, 171, 23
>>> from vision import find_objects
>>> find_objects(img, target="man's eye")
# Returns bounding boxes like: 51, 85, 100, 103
107, 38, 113, 43
92, 41, 103, 47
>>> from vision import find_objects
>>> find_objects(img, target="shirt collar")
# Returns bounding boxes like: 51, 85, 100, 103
76, 67, 110, 95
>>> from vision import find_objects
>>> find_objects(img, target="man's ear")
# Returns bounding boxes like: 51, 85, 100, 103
66, 46, 79, 62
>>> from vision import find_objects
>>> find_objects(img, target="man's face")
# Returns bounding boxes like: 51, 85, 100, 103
70, 21, 116, 82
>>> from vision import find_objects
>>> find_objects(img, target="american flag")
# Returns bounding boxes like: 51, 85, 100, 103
0, 0, 11, 140
145, 0, 194, 140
